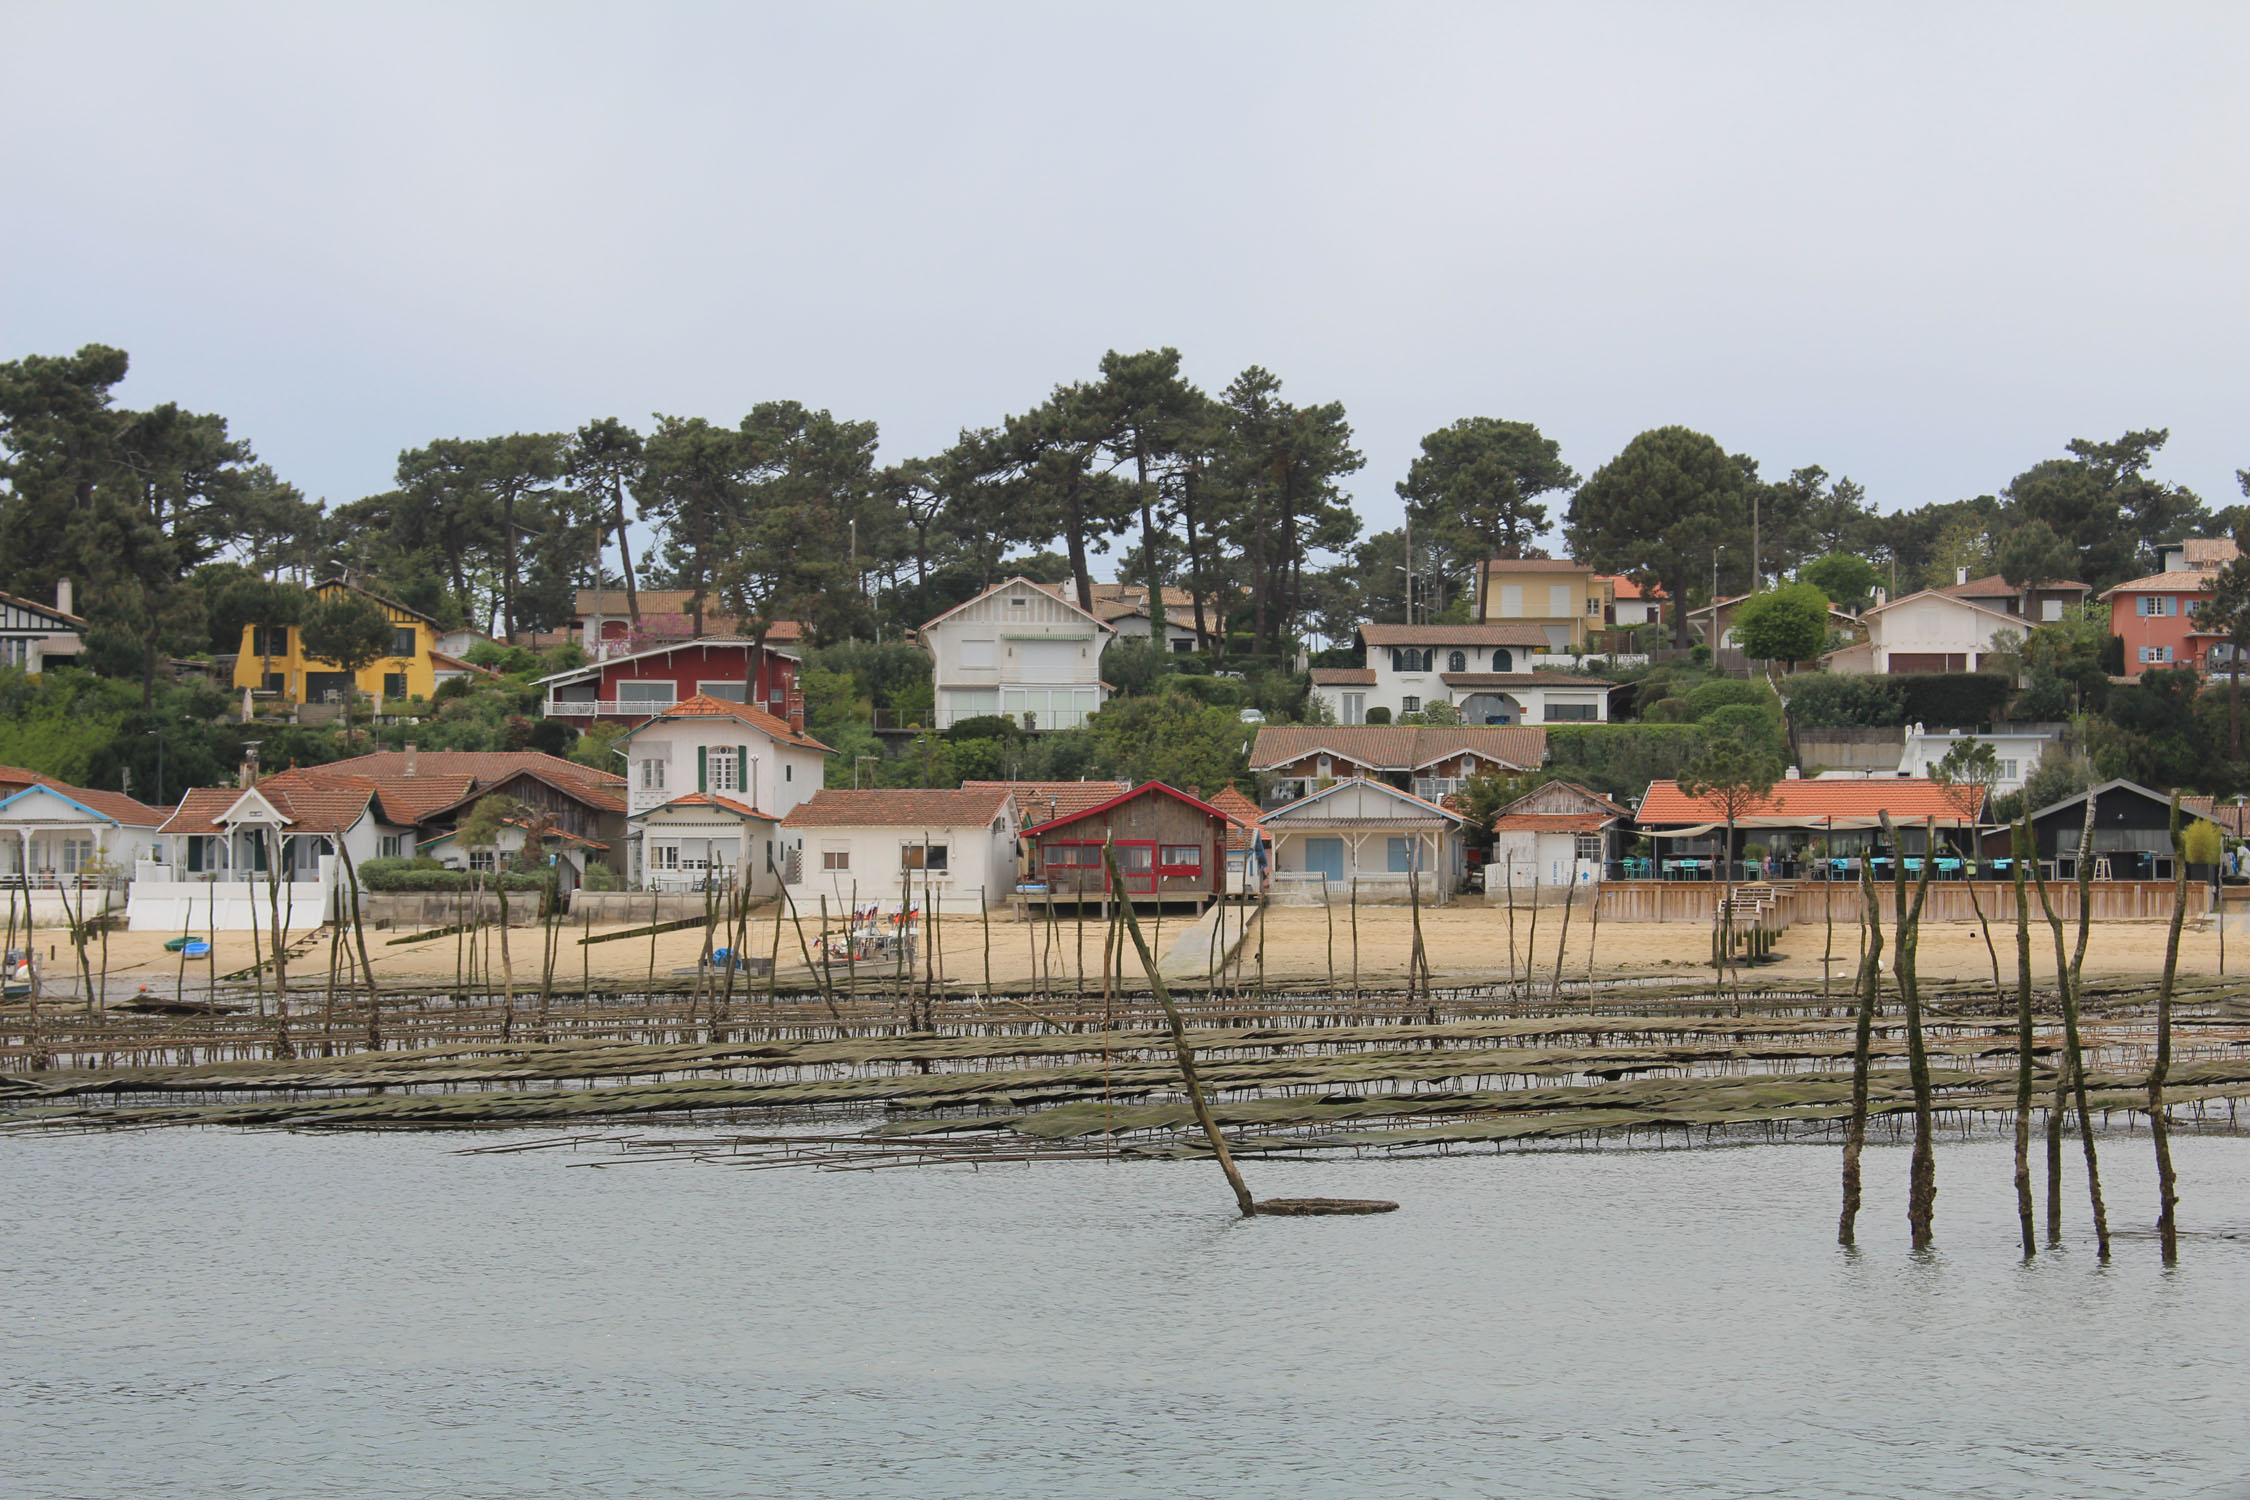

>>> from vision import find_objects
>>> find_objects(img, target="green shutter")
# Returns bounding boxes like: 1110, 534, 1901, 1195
739, 745, 749, 801
697, 746, 708, 792
186, 836, 203, 873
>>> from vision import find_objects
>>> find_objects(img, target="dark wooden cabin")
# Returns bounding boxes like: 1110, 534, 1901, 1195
1023, 782, 1235, 908
2013, 778, 2221, 881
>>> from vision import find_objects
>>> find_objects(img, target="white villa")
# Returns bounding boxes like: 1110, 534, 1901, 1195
131, 768, 396, 932
1258, 778, 1467, 904
781, 787, 1020, 915
1310, 624, 1611, 726
1896, 723, 2054, 796
1829, 589, 2025, 676
919, 578, 1114, 731
0, 768, 167, 927
616, 694, 832, 890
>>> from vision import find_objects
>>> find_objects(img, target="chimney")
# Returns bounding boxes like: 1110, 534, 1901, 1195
403, 742, 419, 779
1956, 566, 1969, 586
55, 578, 72, 616
1785, 765, 1801, 780
1873, 586, 1888, 609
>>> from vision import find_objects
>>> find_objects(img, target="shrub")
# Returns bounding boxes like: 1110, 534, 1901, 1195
945, 714, 1022, 743
1783, 673, 1903, 728
1892, 672, 2012, 729
355, 856, 548, 892
1545, 723, 1708, 800
1684, 679, 1775, 719
1642, 696, 1696, 723
1364, 705, 1392, 724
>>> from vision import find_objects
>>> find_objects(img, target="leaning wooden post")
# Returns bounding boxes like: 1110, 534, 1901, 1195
2010, 816, 2038, 1259
2151, 793, 2188, 1264
1548, 866, 1576, 1005
1102, 843, 1256, 1218
1838, 854, 1885, 1247
1892, 814, 1940, 1250
2062, 794, 2110, 1259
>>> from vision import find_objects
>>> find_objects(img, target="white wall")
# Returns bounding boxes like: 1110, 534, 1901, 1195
924, 580, 1111, 729
1869, 597, 2017, 671
625, 717, 826, 822
785, 819, 1016, 913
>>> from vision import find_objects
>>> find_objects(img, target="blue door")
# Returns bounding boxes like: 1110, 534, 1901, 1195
1304, 837, 1345, 882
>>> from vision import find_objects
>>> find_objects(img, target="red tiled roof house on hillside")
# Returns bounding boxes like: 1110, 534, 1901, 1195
615, 695, 832, 893
782, 787, 1019, 914
1634, 776, 1984, 882
536, 638, 804, 726
1022, 782, 1238, 911
131, 766, 405, 931
2101, 538, 2240, 678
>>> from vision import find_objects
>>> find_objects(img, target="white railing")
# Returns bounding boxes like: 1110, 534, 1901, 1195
545, 699, 672, 717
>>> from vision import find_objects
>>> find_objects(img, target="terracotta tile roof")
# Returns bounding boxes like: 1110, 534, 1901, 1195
782, 787, 1014, 829
159, 770, 377, 837
1020, 781, 1234, 837
1940, 573, 2087, 599
1479, 558, 1589, 573
2177, 538, 2240, 567
637, 792, 780, 822
1250, 725, 1548, 774
1500, 779, 1634, 820
1309, 667, 1376, 686
1635, 777, 1981, 825
632, 692, 830, 752
961, 780, 1130, 823
2101, 572, 2222, 598
1440, 672, 1614, 688
0, 777, 168, 826
1361, 623, 1552, 647
321, 750, 624, 791
313, 772, 481, 825
1593, 574, 1666, 600
1207, 787, 1264, 827
302, 754, 628, 820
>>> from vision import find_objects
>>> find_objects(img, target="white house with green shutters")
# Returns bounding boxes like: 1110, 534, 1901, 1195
614, 694, 831, 890
918, 577, 1115, 731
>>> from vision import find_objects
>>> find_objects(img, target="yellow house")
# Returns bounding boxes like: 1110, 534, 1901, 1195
1473, 559, 1600, 651
231, 580, 443, 707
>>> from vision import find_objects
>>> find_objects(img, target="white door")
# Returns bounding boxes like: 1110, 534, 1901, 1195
1018, 640, 1076, 683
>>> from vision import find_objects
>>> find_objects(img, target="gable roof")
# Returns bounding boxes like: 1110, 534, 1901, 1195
961, 780, 1131, 823
313, 577, 440, 628
1941, 573, 2088, 600
2101, 571, 2225, 599
2026, 777, 2224, 827
611, 692, 831, 753
1249, 725, 1548, 774
1360, 623, 1552, 648
1020, 780, 1235, 837
1497, 779, 1632, 820
1636, 777, 1980, 826
0, 589, 86, 628
1857, 588, 2024, 626
1479, 558, 1589, 574
919, 576, 1115, 635
1594, 574, 1666, 601
158, 769, 378, 837
629, 791, 780, 823
1262, 776, 1469, 825
782, 787, 1015, 829
0, 781, 169, 828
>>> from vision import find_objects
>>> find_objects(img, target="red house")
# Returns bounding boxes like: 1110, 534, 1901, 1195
537, 638, 804, 727
2101, 539, 2239, 676
1022, 782, 1239, 909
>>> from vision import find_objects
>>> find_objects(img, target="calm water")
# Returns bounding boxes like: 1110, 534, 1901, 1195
6, 1128, 2248, 1499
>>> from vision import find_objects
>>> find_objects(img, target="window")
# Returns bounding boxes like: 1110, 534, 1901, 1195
901, 842, 949, 871
1586, 596, 1602, 617
392, 627, 416, 657
1159, 845, 1203, 875
1116, 844, 1153, 872
1548, 584, 1571, 617
1402, 696, 1421, 714
1171, 637, 1194, 654
251, 625, 289, 658
696, 681, 748, 702
1574, 833, 1602, 862
1996, 760, 2019, 782
1544, 701, 1599, 721
2041, 599, 2065, 622
1494, 649, 1512, 672
262, 672, 285, 694
2140, 645, 2173, 664
785, 764, 793, 782
380, 835, 405, 858
648, 844, 680, 871
708, 747, 740, 793
639, 757, 666, 791
617, 680, 677, 705
469, 850, 497, 873
1046, 844, 1096, 868
1391, 648, 1431, 672
2139, 595, 2174, 617
961, 639, 997, 668
822, 849, 850, 871
1499, 584, 1524, 618
382, 672, 408, 699
1009, 595, 1028, 607
1316, 756, 1333, 779
1340, 693, 1365, 725
1387, 837, 1417, 873
1448, 650, 1467, 672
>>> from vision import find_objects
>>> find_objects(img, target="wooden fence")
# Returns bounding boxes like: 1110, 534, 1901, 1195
1525, 879, 2215, 925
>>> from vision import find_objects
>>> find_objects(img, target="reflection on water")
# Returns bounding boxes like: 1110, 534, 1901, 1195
5, 1130, 2247, 1499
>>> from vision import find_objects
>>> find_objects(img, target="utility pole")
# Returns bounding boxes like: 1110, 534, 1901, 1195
1751, 489, 1761, 594
1402, 513, 1414, 624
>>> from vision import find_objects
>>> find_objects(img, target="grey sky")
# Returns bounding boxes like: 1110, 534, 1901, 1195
4, 2, 2244, 559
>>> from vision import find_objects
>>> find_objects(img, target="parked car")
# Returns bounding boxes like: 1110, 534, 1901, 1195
1238, 708, 1266, 724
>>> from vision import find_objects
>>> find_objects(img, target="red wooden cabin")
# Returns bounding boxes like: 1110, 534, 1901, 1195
1022, 782, 1237, 909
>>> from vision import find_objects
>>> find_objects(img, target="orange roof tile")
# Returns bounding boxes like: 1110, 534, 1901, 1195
961, 780, 1130, 822
1636, 777, 1981, 825
782, 787, 1015, 829
640, 792, 780, 822
628, 693, 831, 752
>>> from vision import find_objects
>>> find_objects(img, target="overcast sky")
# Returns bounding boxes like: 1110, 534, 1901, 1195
3, 3, 2244, 559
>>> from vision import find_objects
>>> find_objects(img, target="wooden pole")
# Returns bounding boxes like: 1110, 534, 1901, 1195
2152, 793, 2187, 1264
1102, 842, 1257, 1217
1881, 813, 1939, 1249
2010, 816, 2038, 1259
1838, 856, 1884, 1247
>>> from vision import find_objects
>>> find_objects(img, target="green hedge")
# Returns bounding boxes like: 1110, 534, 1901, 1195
1893, 672, 2013, 729
1545, 723, 1708, 800
356, 856, 550, 893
